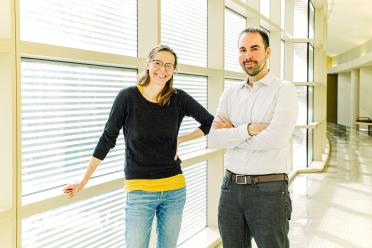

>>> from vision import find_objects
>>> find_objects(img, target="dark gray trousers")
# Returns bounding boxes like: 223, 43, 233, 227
218, 176, 292, 248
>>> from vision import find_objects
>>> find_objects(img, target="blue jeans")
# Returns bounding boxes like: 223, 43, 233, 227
125, 187, 186, 248
218, 176, 291, 248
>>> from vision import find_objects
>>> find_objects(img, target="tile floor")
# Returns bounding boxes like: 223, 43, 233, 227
216, 123, 372, 248
289, 123, 372, 248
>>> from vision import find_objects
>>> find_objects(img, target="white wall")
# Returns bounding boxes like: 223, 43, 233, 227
360, 67, 372, 118
337, 72, 352, 126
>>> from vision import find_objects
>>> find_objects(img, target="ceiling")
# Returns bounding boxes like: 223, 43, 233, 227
327, 0, 372, 57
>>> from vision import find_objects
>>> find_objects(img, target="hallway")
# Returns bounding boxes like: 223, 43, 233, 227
289, 123, 372, 247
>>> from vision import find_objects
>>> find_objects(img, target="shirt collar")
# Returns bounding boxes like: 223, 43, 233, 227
240, 71, 274, 89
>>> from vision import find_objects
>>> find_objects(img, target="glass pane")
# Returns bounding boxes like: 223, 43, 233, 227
309, 2, 315, 39
280, 40, 285, 80
308, 44, 314, 82
293, 43, 308, 82
224, 78, 242, 90
292, 128, 307, 169
293, 0, 308, 38
22, 189, 126, 248
225, 8, 246, 72
20, 0, 137, 56
281, 0, 285, 29
21, 59, 137, 197
161, 0, 207, 67
296, 86, 308, 125
308, 86, 314, 123
178, 162, 207, 245
260, 0, 270, 18
307, 129, 313, 166
174, 74, 207, 155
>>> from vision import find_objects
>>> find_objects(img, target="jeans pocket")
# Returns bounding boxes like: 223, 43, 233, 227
221, 176, 232, 190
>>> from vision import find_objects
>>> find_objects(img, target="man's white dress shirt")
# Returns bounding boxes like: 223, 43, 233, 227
209, 72, 298, 175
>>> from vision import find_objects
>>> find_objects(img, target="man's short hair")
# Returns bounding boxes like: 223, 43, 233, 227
239, 28, 270, 48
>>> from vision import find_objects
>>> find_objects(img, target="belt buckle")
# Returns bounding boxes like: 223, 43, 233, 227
235, 175, 247, 184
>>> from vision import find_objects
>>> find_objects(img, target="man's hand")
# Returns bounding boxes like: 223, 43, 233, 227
248, 123, 269, 136
212, 115, 234, 129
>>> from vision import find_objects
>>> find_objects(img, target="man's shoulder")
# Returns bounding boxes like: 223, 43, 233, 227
269, 76, 295, 92
223, 82, 244, 95
279, 80, 296, 91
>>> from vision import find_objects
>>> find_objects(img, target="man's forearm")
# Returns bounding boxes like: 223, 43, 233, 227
208, 124, 250, 149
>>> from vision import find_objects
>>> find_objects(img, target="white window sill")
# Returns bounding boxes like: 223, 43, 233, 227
21, 148, 223, 217
178, 227, 221, 248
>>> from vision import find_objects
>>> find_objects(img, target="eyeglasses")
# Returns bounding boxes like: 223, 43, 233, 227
150, 59, 175, 71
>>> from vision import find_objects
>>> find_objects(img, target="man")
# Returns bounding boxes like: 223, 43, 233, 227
209, 28, 298, 248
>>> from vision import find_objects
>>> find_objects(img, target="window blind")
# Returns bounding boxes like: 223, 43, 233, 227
20, 0, 137, 56
293, 0, 308, 38
224, 78, 242, 90
178, 162, 207, 245
308, 86, 314, 123
307, 129, 313, 166
293, 43, 308, 82
280, 40, 285, 80
260, 0, 270, 18
308, 44, 314, 82
161, 0, 207, 67
22, 189, 126, 247
296, 86, 308, 125
281, 0, 286, 29
292, 128, 307, 169
173, 74, 208, 156
224, 8, 246, 72
309, 2, 315, 39
21, 59, 137, 197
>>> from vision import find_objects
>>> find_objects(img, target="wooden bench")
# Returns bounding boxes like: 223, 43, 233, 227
355, 117, 372, 136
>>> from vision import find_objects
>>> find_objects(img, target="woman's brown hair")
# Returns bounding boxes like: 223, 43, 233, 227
137, 44, 177, 106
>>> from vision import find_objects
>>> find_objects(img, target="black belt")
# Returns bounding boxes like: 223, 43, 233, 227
225, 170, 288, 185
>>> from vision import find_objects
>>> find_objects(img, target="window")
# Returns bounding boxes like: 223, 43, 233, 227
292, 129, 307, 169
293, 43, 308, 82
280, 40, 285, 79
178, 162, 207, 245
22, 189, 126, 247
293, 0, 308, 38
281, 0, 286, 29
20, 0, 137, 56
296, 86, 308, 125
224, 78, 242, 90
173, 74, 208, 155
161, 0, 207, 67
260, 0, 270, 18
21, 59, 136, 199
172, 74, 208, 244
309, 2, 315, 39
308, 44, 314, 82
224, 8, 246, 72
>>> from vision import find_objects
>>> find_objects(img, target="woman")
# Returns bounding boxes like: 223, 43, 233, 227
64, 44, 214, 248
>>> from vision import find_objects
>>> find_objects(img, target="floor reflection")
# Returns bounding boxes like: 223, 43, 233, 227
289, 122, 372, 248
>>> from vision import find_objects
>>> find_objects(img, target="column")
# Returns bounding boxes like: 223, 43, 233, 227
351, 69, 360, 125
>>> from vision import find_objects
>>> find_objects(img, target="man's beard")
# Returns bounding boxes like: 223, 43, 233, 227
242, 60, 266, 77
